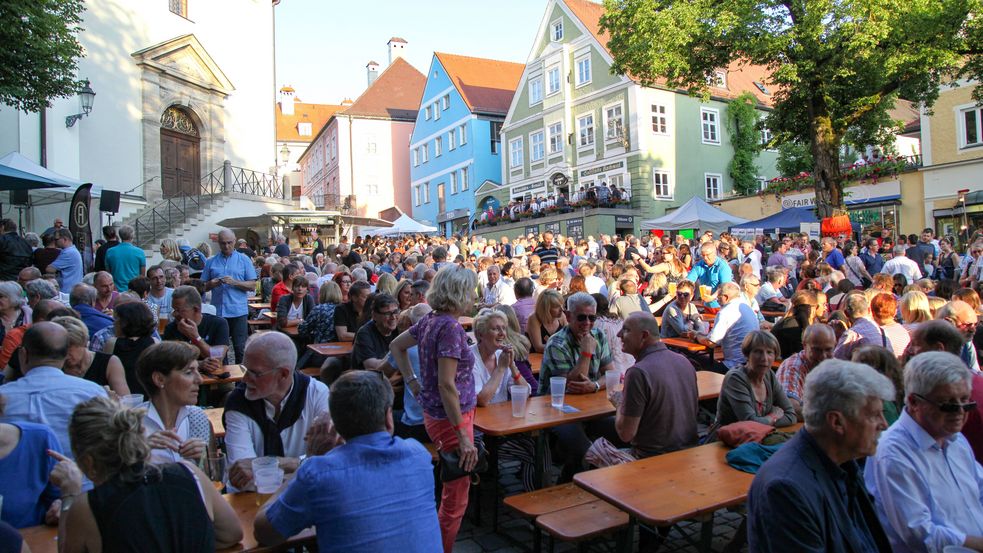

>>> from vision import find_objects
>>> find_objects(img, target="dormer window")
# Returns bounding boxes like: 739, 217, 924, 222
707, 70, 726, 88
298, 122, 312, 137
551, 19, 564, 41
753, 81, 770, 95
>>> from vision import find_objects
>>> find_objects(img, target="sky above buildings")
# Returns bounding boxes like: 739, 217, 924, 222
274, 0, 547, 105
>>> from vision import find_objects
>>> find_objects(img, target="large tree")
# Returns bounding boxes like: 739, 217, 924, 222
600, 0, 983, 217
0, 0, 85, 113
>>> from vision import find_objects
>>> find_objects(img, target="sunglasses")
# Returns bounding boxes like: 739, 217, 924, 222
575, 314, 598, 322
914, 393, 977, 413
677, 291, 691, 297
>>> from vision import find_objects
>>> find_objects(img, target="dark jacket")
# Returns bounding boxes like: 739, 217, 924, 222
0, 231, 33, 281
275, 294, 314, 331
748, 429, 892, 553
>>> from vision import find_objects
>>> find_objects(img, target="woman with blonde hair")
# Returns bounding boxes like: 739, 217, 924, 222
536, 266, 560, 295
159, 239, 182, 269
927, 296, 948, 318
491, 304, 537, 393
53, 316, 130, 397
47, 396, 243, 551
526, 289, 566, 353
899, 290, 932, 329
394, 279, 416, 311
375, 272, 398, 297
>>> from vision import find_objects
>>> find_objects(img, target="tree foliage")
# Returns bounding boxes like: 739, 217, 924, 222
600, 0, 983, 217
0, 0, 85, 113
776, 140, 813, 178
725, 92, 761, 195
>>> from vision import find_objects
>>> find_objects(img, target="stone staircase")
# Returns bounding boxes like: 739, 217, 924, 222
122, 193, 231, 255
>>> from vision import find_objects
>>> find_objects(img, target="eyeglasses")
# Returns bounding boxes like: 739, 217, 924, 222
242, 365, 278, 379
677, 291, 691, 297
575, 314, 598, 322
339, 280, 352, 284
376, 309, 399, 318
913, 393, 977, 413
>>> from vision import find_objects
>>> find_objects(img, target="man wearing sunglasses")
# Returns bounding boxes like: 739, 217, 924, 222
937, 300, 981, 373
865, 352, 983, 552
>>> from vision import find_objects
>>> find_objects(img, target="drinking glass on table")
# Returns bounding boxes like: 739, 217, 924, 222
550, 377, 566, 409
254, 467, 284, 505
605, 370, 623, 399
510, 385, 529, 417
206, 451, 226, 492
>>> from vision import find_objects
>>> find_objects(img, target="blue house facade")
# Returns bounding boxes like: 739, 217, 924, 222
409, 53, 523, 236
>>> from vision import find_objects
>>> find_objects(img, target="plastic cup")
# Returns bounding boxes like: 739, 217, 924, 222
510, 385, 529, 417
254, 467, 283, 493
251, 456, 278, 477
119, 394, 144, 408
550, 377, 567, 409
699, 285, 711, 300
667, 282, 677, 296
605, 370, 623, 398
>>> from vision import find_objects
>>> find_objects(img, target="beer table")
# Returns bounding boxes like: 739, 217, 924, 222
574, 422, 802, 553
199, 365, 245, 406
306, 342, 353, 357
206, 407, 225, 438
696, 371, 724, 401
661, 337, 710, 353
459, 316, 474, 330
528, 352, 543, 375
259, 312, 298, 336
20, 492, 317, 553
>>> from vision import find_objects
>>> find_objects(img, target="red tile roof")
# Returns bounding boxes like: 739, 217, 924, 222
341, 57, 426, 121
276, 101, 345, 142
561, 0, 775, 107
434, 52, 524, 116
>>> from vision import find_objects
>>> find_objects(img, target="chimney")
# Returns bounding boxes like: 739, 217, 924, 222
279, 85, 295, 116
341, 98, 354, 106
366, 61, 380, 87
387, 37, 407, 65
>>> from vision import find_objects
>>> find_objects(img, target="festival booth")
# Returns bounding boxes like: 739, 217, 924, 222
640, 197, 748, 237
730, 206, 861, 240
360, 213, 437, 236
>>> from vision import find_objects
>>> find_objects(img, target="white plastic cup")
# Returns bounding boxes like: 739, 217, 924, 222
209, 346, 224, 359
254, 467, 284, 494
605, 370, 623, 398
550, 377, 567, 409
251, 456, 278, 477
120, 394, 144, 408
510, 385, 529, 417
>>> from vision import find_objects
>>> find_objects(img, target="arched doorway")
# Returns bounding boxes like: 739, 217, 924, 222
160, 106, 201, 198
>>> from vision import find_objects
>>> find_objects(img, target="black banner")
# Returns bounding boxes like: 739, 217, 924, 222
69, 183, 94, 272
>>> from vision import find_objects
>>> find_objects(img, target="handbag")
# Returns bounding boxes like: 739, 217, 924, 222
438, 441, 488, 482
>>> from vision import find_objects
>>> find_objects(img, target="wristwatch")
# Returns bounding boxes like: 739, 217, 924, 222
61, 494, 77, 513
593, 381, 601, 393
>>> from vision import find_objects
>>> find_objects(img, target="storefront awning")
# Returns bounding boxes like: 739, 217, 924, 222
846, 194, 901, 207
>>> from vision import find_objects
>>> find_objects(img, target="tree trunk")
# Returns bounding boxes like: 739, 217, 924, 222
810, 116, 845, 218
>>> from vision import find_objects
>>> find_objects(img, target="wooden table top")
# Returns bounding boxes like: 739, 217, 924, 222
528, 352, 543, 375
661, 337, 709, 353
696, 371, 724, 401
306, 342, 353, 357
20, 492, 316, 553
459, 316, 474, 330
201, 365, 245, 386
574, 422, 803, 527
206, 407, 225, 437
761, 310, 786, 319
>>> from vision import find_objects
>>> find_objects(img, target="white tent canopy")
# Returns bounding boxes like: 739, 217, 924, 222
361, 213, 437, 236
639, 196, 748, 235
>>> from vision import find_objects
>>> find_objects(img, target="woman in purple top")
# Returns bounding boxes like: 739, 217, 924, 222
390, 264, 478, 553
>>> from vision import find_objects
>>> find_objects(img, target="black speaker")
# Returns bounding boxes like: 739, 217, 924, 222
99, 190, 121, 213
10, 189, 29, 206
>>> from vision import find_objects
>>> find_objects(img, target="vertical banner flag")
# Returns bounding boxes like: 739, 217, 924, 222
69, 183, 94, 272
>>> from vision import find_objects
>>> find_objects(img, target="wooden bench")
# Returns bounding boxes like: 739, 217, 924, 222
504, 483, 626, 552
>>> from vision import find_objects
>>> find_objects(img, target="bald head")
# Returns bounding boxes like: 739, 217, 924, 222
626, 311, 660, 337
21, 321, 69, 371
802, 323, 836, 367
244, 331, 297, 372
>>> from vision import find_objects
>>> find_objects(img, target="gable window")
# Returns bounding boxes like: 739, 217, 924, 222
701, 108, 720, 145
551, 19, 564, 41
760, 127, 773, 148
490, 121, 502, 154
424, 105, 432, 120
577, 114, 595, 148
448, 130, 456, 150
461, 167, 469, 190
435, 136, 442, 157
169, 0, 188, 18
576, 55, 592, 86
547, 66, 561, 96
298, 122, 312, 137
420, 145, 429, 164
530, 131, 545, 162
961, 106, 982, 148
441, 94, 450, 110
651, 104, 668, 135
529, 77, 543, 105
367, 141, 377, 154
548, 122, 564, 154
433, 102, 441, 120
509, 137, 524, 169
605, 104, 624, 140
450, 171, 458, 194
705, 173, 721, 200
653, 171, 672, 199
459, 123, 468, 145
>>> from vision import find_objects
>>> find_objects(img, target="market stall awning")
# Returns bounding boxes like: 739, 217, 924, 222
731, 207, 818, 234
640, 197, 748, 234
361, 213, 437, 236
217, 211, 394, 230
0, 152, 77, 191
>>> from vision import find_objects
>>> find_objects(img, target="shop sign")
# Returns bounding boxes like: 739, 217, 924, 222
512, 181, 546, 195
580, 161, 625, 177
566, 218, 584, 241
614, 215, 634, 225
550, 173, 569, 187
545, 222, 561, 234
780, 181, 901, 209
524, 225, 539, 236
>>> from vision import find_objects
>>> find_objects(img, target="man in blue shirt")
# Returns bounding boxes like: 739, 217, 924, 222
69, 283, 113, 339
822, 237, 846, 271
103, 225, 146, 292
46, 229, 84, 292
748, 359, 894, 553
686, 241, 733, 308
0, 322, 108, 456
202, 229, 256, 363
254, 370, 441, 553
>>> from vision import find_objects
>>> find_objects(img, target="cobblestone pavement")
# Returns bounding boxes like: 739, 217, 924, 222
452, 461, 746, 553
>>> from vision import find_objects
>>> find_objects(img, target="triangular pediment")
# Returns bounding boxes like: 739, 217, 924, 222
474, 179, 502, 195
132, 34, 235, 95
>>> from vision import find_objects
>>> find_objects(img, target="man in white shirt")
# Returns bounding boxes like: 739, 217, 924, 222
880, 245, 923, 285
739, 240, 763, 277
146, 265, 174, 320
224, 331, 331, 490
481, 264, 516, 307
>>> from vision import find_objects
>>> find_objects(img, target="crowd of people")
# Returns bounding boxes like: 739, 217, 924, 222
1, 213, 983, 552
476, 181, 632, 225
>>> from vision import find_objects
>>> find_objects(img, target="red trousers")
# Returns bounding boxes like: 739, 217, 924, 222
424, 410, 475, 553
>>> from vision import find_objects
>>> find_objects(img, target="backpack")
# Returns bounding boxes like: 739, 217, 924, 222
183, 248, 206, 271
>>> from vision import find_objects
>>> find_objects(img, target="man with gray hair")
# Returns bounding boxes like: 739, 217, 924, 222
202, 229, 256, 363
24, 279, 57, 309
69, 283, 113, 339
696, 281, 759, 373
224, 331, 331, 490
103, 224, 146, 292
865, 352, 983, 552
748, 359, 894, 553
880, 244, 923, 285
936, 300, 981, 372
833, 292, 893, 360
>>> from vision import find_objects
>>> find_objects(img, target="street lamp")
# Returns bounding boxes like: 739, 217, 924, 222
65, 79, 96, 128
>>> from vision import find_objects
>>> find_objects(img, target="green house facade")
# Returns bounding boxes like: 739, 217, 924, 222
477, 0, 779, 241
